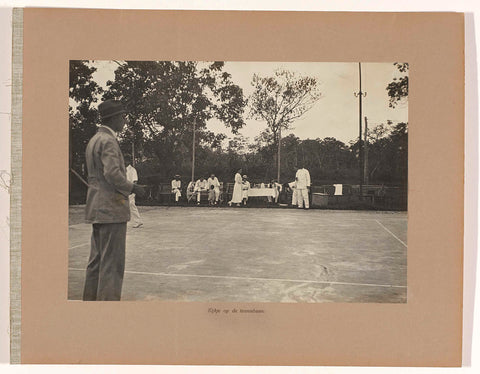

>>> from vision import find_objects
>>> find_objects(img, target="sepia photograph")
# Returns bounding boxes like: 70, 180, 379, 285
12, 7, 465, 366
68, 60, 408, 303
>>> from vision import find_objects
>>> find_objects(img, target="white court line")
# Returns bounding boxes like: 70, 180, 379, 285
337, 218, 407, 222
69, 223, 89, 228
375, 220, 407, 248
69, 243, 89, 250
69, 268, 406, 289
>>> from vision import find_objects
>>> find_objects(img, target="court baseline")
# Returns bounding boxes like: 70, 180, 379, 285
68, 267, 407, 289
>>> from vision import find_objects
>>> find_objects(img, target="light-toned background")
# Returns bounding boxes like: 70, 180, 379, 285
0, 0, 479, 373
22, 7, 466, 365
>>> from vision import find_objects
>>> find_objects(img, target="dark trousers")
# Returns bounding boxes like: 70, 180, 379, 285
83, 222, 127, 301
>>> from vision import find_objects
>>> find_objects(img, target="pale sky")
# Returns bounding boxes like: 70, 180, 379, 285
90, 61, 408, 144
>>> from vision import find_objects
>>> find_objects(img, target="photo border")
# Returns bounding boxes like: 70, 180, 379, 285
17, 9, 464, 365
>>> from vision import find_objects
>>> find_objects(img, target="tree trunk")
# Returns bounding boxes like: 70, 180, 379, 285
277, 127, 281, 182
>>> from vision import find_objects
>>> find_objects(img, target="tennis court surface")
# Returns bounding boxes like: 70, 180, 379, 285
68, 206, 407, 303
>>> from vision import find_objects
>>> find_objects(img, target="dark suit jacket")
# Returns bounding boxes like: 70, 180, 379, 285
85, 127, 134, 224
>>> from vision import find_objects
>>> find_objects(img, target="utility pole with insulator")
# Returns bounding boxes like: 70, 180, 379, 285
354, 62, 367, 197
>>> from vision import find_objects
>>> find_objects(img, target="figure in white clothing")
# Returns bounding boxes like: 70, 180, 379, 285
194, 177, 208, 205
267, 179, 282, 204
125, 156, 143, 228
207, 174, 221, 205
171, 174, 182, 203
288, 181, 298, 206
186, 180, 195, 202
242, 175, 250, 205
228, 168, 243, 206
295, 164, 311, 209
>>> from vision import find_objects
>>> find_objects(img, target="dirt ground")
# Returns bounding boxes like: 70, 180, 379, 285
68, 205, 407, 303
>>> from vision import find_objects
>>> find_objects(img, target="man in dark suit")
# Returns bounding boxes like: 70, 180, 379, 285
83, 99, 146, 301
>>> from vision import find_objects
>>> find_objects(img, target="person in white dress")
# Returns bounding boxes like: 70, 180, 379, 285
171, 174, 182, 203
295, 163, 311, 209
125, 155, 143, 228
242, 175, 250, 205
228, 168, 243, 206
207, 174, 221, 205
186, 180, 195, 202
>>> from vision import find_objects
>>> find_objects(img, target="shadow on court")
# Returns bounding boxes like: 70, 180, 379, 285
68, 206, 407, 303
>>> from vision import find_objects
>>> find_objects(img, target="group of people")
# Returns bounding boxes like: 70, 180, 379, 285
81, 99, 313, 301
169, 174, 222, 205
226, 171, 256, 206
227, 166, 311, 209
186, 174, 222, 205
166, 165, 312, 208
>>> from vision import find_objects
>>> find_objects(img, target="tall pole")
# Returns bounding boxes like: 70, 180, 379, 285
354, 62, 367, 196
358, 63, 363, 195
191, 117, 196, 182
364, 116, 369, 185
277, 126, 281, 182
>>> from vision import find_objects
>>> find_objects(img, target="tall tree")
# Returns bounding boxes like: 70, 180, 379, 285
103, 61, 246, 180
249, 69, 322, 181
385, 62, 409, 190
69, 60, 103, 174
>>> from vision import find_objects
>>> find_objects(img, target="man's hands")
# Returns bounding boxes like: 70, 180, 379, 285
132, 184, 147, 198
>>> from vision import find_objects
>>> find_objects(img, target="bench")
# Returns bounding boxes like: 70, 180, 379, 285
156, 183, 175, 203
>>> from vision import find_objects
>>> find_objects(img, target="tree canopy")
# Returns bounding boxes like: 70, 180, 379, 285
69, 60, 103, 171
386, 62, 409, 108
102, 61, 246, 178
249, 69, 322, 141
249, 69, 322, 179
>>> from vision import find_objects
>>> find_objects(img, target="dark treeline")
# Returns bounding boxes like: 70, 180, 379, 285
125, 128, 408, 188
71, 123, 407, 193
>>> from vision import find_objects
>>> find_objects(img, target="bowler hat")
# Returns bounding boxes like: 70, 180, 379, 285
98, 99, 126, 119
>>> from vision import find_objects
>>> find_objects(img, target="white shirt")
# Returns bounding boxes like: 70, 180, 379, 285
126, 165, 138, 183
195, 179, 208, 190
295, 168, 311, 189
207, 177, 220, 189
172, 179, 181, 190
